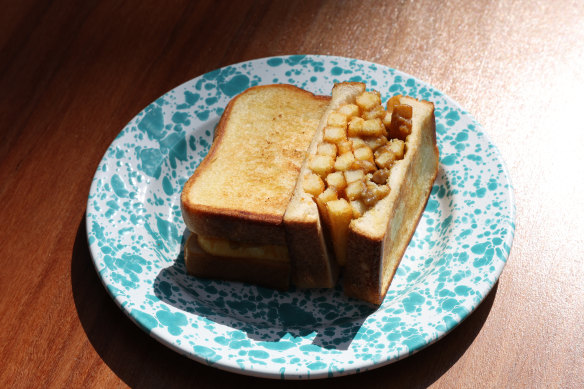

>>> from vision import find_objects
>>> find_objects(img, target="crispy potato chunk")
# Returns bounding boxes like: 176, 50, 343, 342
346, 180, 366, 200
317, 142, 337, 158
326, 171, 347, 190
327, 112, 348, 128
309, 154, 335, 177
363, 135, 388, 151
303, 173, 325, 196
353, 146, 374, 163
347, 117, 365, 137
361, 118, 385, 137
323, 126, 347, 144
344, 169, 365, 183
337, 140, 353, 155
351, 159, 376, 173
362, 105, 386, 120
334, 151, 356, 171
337, 103, 360, 118
356, 91, 381, 111
325, 198, 353, 266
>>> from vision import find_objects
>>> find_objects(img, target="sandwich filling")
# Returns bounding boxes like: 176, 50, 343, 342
303, 90, 413, 266
196, 235, 289, 262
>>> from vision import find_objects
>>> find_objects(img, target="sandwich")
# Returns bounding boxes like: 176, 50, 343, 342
181, 84, 332, 290
181, 82, 439, 304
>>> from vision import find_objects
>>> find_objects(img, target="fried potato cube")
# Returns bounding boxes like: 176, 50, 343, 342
362, 105, 386, 120
349, 137, 367, 150
337, 140, 353, 155
309, 154, 335, 177
347, 117, 365, 137
327, 111, 349, 128
350, 199, 367, 218
382, 111, 392, 128
363, 135, 388, 151
351, 159, 376, 173
346, 180, 365, 200
393, 104, 413, 119
386, 95, 402, 113
361, 118, 384, 137
387, 104, 413, 140
387, 138, 405, 159
303, 173, 325, 196
323, 126, 347, 144
356, 91, 382, 111
353, 145, 374, 163
326, 171, 347, 190
337, 103, 360, 118
334, 151, 355, 171
317, 142, 337, 158
325, 198, 353, 266
344, 169, 365, 183
374, 139, 405, 169
317, 186, 338, 204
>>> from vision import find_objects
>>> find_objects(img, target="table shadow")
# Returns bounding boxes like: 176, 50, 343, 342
72, 214, 498, 387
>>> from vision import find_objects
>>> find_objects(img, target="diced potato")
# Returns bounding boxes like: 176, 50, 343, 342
363, 135, 388, 151
362, 105, 386, 120
350, 200, 367, 218
318, 187, 338, 203
323, 126, 347, 144
309, 154, 335, 177
386, 95, 402, 113
303, 173, 325, 196
374, 150, 395, 169
361, 118, 384, 137
344, 169, 365, 183
351, 159, 376, 173
347, 117, 365, 137
382, 111, 392, 128
334, 151, 355, 171
325, 198, 353, 266
337, 103, 360, 118
356, 91, 381, 111
326, 171, 347, 190
393, 104, 413, 119
337, 140, 352, 154
387, 104, 413, 140
371, 168, 391, 185
317, 142, 337, 158
353, 146, 374, 162
346, 180, 365, 200
349, 137, 367, 150
327, 112, 348, 128
386, 139, 405, 159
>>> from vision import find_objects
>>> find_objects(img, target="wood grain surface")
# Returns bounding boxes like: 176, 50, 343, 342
1, 0, 583, 387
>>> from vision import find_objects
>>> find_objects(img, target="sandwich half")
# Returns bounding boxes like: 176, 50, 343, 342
295, 83, 439, 304
181, 84, 330, 290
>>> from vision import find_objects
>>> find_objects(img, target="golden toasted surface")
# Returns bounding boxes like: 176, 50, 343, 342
183, 85, 329, 224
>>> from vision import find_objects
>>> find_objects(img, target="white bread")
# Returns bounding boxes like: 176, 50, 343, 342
181, 84, 330, 289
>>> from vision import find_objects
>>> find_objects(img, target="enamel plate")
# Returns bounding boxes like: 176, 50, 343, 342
86, 55, 515, 379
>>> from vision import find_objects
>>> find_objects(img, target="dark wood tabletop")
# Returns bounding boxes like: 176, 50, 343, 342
2, 0, 583, 387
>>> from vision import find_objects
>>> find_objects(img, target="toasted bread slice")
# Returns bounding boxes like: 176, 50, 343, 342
184, 233, 290, 290
181, 84, 330, 245
342, 96, 439, 304
284, 82, 366, 288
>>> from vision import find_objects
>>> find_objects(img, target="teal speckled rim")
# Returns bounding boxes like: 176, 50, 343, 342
86, 55, 515, 379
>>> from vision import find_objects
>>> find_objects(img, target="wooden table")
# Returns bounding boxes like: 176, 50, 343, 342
2, 1, 583, 387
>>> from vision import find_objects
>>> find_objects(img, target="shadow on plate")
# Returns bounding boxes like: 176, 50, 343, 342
73, 214, 499, 387
153, 229, 376, 350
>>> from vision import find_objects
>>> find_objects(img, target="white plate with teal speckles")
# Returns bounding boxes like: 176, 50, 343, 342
87, 55, 515, 379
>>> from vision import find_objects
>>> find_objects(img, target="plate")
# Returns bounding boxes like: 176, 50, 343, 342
86, 55, 515, 379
